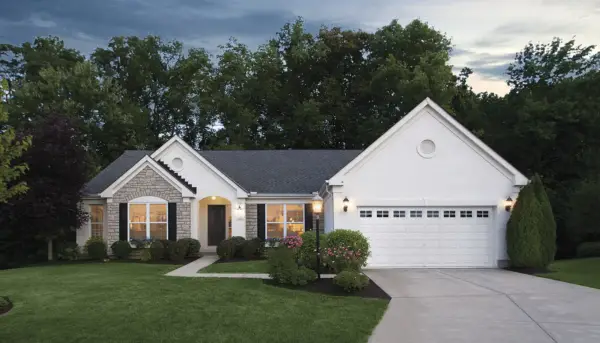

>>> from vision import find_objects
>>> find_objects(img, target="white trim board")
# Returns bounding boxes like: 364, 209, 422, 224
328, 98, 528, 186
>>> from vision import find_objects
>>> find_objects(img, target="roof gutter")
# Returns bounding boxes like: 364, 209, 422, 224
248, 192, 315, 199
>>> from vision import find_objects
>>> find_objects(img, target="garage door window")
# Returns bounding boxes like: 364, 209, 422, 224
426, 210, 439, 218
410, 210, 422, 218
443, 210, 456, 218
266, 204, 304, 238
393, 210, 405, 218
477, 210, 489, 218
360, 210, 372, 218
376, 210, 389, 218
460, 210, 473, 218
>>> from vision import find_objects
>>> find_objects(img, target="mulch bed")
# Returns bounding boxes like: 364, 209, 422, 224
214, 257, 265, 264
505, 266, 552, 275
264, 277, 391, 300
0, 297, 13, 316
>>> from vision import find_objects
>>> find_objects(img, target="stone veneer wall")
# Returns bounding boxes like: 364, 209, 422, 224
106, 166, 191, 248
245, 204, 258, 239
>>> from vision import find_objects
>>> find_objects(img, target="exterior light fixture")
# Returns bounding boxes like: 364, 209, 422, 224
505, 197, 514, 212
211, 196, 216, 200
343, 197, 349, 212
312, 194, 323, 280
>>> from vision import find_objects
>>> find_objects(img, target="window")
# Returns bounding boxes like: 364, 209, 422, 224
360, 210, 372, 218
129, 202, 168, 240
393, 210, 406, 218
460, 210, 473, 218
443, 210, 456, 218
266, 204, 304, 238
90, 205, 105, 237
376, 210, 389, 218
477, 210, 489, 218
427, 210, 439, 218
410, 210, 422, 218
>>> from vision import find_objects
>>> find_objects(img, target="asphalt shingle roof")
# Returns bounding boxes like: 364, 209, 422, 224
84, 149, 362, 195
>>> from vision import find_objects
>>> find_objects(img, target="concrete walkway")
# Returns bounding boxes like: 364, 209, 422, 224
366, 269, 600, 343
165, 255, 335, 279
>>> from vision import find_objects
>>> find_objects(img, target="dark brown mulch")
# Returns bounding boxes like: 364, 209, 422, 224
214, 257, 265, 264
264, 277, 391, 300
0, 297, 13, 316
111, 257, 199, 265
505, 266, 552, 275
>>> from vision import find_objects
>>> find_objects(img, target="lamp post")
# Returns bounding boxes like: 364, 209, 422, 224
312, 195, 323, 280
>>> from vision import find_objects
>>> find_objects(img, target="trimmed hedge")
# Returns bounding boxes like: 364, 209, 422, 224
298, 231, 328, 270
150, 241, 165, 261
217, 239, 236, 260
532, 174, 557, 265
230, 236, 246, 257
326, 229, 369, 268
576, 242, 600, 258
111, 241, 132, 259
333, 271, 370, 292
506, 183, 545, 268
242, 237, 264, 259
171, 239, 189, 262
56, 242, 80, 261
179, 238, 201, 257
267, 246, 317, 286
84, 237, 107, 260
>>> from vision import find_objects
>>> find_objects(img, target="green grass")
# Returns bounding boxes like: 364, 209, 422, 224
538, 258, 600, 289
0, 262, 387, 343
199, 260, 270, 273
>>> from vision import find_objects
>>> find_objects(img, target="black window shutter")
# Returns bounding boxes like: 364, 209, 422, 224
257, 204, 266, 240
119, 203, 128, 241
168, 203, 177, 241
305, 203, 313, 232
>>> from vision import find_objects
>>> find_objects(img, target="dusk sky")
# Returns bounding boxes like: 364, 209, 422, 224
2, 0, 598, 94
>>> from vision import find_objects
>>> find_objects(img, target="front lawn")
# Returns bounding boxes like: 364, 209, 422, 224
199, 260, 269, 273
0, 263, 387, 343
537, 258, 600, 289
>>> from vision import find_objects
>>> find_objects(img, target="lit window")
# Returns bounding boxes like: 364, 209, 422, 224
266, 204, 304, 238
129, 202, 168, 240
477, 210, 489, 218
90, 205, 105, 237
460, 210, 473, 218
410, 210, 422, 218
427, 210, 439, 218
443, 210, 456, 218
376, 210, 389, 218
360, 210, 372, 218
393, 210, 406, 218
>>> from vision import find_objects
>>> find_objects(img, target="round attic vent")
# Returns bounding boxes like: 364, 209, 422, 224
172, 157, 184, 170
417, 139, 436, 158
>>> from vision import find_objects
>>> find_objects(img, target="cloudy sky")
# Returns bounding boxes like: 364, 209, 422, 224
1, 0, 598, 94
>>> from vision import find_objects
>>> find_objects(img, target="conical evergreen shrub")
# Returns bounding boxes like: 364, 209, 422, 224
506, 183, 545, 268
531, 174, 556, 266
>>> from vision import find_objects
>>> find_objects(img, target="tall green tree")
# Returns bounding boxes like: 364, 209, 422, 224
0, 79, 30, 203
531, 174, 557, 265
506, 183, 545, 268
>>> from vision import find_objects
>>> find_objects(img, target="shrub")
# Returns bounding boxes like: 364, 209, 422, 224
576, 242, 600, 258
149, 241, 165, 261
0, 297, 11, 313
268, 246, 298, 284
230, 236, 246, 257
333, 271, 370, 292
179, 238, 201, 257
111, 241, 132, 259
85, 237, 107, 260
292, 266, 317, 286
242, 237, 264, 259
217, 239, 236, 260
298, 231, 328, 270
130, 238, 153, 249
159, 240, 173, 259
322, 246, 365, 273
56, 242, 80, 261
140, 248, 152, 262
568, 178, 600, 243
326, 230, 369, 269
506, 183, 545, 268
170, 239, 189, 262
282, 236, 303, 249
532, 174, 557, 265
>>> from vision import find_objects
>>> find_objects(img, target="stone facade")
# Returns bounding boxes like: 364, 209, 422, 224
245, 204, 258, 238
107, 166, 191, 247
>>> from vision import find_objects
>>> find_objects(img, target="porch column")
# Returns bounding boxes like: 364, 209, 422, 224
190, 198, 199, 240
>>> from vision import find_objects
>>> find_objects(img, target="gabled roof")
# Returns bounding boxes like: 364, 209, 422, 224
328, 98, 529, 186
84, 149, 362, 195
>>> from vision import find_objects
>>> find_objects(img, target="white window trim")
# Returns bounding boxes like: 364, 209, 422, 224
128, 197, 168, 241
265, 204, 305, 239
89, 204, 105, 238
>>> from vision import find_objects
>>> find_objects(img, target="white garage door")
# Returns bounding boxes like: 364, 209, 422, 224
358, 207, 495, 268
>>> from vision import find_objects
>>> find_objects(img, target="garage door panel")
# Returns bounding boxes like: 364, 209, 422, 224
358, 206, 494, 268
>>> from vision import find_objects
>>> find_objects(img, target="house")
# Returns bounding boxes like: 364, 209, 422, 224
79, 98, 527, 268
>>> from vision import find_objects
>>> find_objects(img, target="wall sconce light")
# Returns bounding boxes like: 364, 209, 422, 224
211, 196, 216, 200
343, 197, 349, 212
504, 197, 514, 212
236, 204, 243, 211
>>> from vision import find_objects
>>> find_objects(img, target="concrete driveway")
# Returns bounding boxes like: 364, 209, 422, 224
365, 269, 600, 343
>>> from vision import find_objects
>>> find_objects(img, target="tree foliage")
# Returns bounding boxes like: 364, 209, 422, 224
531, 174, 557, 265
506, 183, 545, 268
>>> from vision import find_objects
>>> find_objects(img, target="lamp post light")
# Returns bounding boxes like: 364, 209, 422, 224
312, 194, 323, 280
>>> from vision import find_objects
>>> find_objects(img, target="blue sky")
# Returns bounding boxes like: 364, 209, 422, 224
1, 0, 598, 94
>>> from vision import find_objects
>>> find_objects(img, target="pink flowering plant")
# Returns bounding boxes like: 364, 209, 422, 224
282, 236, 303, 250
322, 245, 365, 273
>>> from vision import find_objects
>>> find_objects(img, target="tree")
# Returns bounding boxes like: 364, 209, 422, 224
567, 178, 600, 244
531, 174, 557, 265
506, 183, 545, 268
0, 114, 89, 262
0, 79, 30, 203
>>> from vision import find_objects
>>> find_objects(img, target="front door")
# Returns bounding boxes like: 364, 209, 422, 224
207, 205, 226, 246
